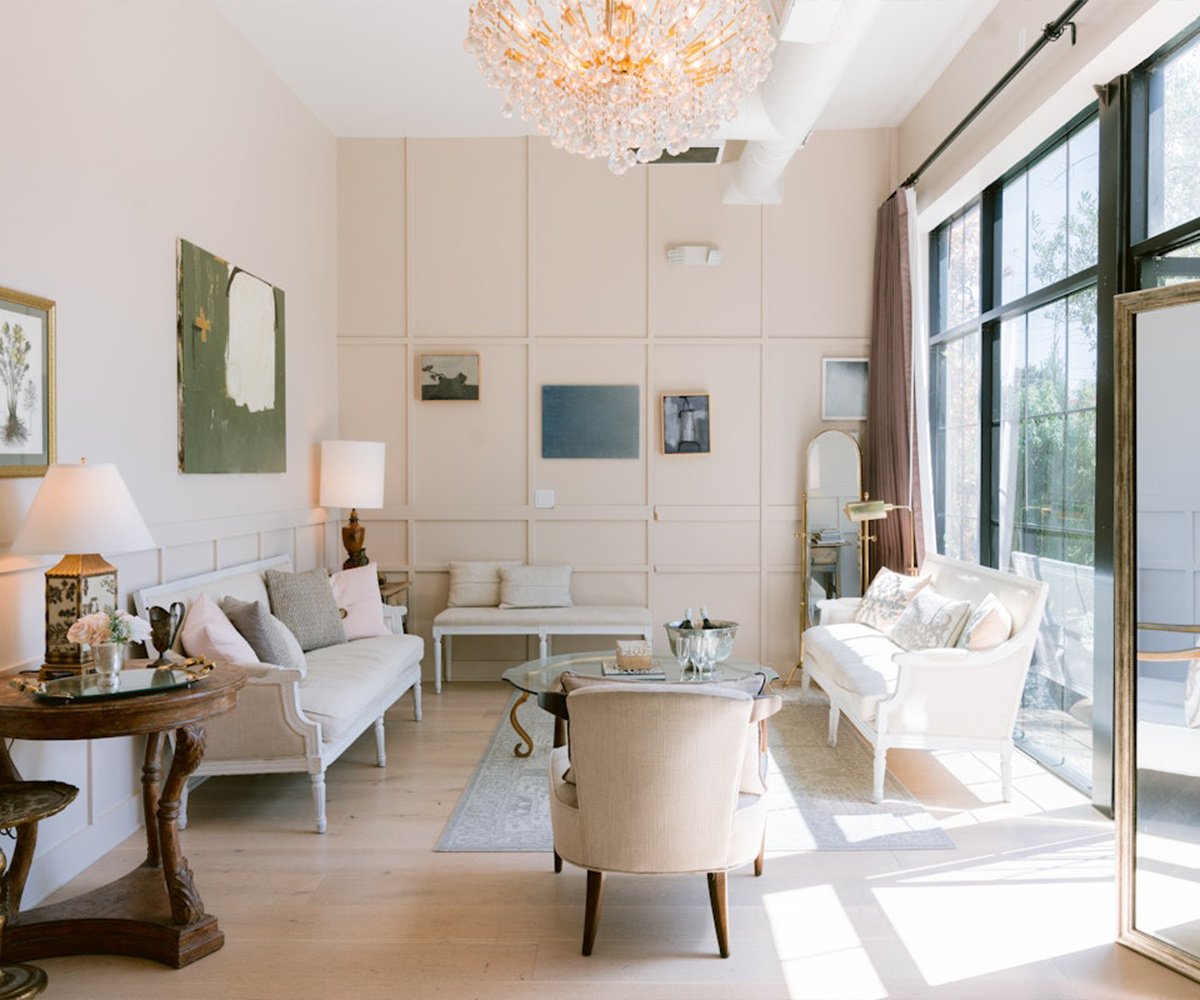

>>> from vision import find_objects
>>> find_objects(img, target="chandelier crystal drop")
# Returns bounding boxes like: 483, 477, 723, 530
465, 0, 776, 175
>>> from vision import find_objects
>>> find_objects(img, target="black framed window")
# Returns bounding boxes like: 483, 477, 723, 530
929, 110, 1099, 792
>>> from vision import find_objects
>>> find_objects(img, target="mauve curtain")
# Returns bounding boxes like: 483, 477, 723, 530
864, 190, 925, 576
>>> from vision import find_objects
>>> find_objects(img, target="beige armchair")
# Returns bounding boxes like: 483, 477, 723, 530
548, 683, 782, 957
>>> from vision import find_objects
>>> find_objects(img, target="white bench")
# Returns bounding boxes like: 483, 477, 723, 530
431, 605, 654, 693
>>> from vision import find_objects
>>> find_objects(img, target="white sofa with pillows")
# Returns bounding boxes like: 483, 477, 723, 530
133, 554, 424, 833
801, 554, 1048, 803
431, 562, 653, 692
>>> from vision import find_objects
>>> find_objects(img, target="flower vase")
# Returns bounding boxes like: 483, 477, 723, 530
92, 642, 128, 681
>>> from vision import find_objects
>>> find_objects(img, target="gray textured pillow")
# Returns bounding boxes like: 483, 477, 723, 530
264, 568, 346, 652
222, 596, 307, 673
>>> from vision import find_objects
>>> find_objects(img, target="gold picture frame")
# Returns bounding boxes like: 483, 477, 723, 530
0, 286, 56, 477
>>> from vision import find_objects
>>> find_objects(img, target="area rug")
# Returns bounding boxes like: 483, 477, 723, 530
436, 693, 953, 852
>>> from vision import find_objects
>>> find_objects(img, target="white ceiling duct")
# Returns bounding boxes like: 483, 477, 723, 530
723, 0, 883, 205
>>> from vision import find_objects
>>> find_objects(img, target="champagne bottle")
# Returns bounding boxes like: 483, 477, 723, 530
700, 606, 715, 629
679, 607, 695, 630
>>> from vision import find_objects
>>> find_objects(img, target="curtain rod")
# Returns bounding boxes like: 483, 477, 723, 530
902, 0, 1089, 189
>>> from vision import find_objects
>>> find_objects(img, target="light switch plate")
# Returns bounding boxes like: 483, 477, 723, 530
534, 489, 555, 509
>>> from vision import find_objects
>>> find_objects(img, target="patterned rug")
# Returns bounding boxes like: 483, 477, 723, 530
436, 691, 953, 852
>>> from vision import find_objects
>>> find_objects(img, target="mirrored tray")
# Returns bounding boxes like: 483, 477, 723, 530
31, 668, 202, 703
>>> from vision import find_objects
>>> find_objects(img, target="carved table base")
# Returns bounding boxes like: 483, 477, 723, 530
2, 724, 222, 969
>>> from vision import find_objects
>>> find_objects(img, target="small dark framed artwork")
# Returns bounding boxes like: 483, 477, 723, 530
822, 358, 869, 421
661, 393, 710, 454
420, 353, 480, 401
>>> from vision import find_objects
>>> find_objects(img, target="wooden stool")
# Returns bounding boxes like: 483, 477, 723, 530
0, 781, 78, 999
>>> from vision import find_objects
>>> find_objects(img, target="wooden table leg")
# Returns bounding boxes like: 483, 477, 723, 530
3, 723, 223, 968
142, 732, 165, 868
158, 724, 206, 925
0, 747, 34, 922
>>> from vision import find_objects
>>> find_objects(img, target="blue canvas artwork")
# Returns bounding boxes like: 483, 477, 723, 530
542, 385, 640, 459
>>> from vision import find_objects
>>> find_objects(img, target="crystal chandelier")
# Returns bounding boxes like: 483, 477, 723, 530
465, 0, 775, 175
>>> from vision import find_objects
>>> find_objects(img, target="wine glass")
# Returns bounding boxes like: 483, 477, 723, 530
674, 631, 694, 679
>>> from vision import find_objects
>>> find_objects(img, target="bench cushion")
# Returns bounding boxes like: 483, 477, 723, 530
805, 622, 903, 720
433, 605, 652, 630
300, 634, 423, 743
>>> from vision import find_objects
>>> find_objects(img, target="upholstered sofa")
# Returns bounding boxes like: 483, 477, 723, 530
133, 555, 424, 833
801, 554, 1048, 803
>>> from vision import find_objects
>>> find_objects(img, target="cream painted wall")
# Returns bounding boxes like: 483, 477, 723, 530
337, 130, 894, 679
0, 0, 338, 903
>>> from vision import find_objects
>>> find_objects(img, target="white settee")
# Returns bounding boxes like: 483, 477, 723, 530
801, 554, 1048, 803
133, 555, 424, 833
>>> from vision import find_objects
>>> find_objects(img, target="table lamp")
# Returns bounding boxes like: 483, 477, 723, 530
320, 440, 385, 570
10, 459, 156, 668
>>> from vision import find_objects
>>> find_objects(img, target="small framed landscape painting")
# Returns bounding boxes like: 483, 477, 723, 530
661, 393, 710, 454
420, 353, 480, 401
0, 286, 55, 477
822, 358, 869, 421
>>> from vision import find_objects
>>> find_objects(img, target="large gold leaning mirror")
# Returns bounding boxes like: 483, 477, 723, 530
798, 429, 864, 647
1116, 279, 1200, 983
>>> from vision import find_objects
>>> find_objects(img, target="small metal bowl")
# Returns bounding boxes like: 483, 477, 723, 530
663, 620, 739, 663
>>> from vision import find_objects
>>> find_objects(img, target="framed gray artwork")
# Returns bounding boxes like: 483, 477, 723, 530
542, 385, 639, 459
822, 358, 869, 421
661, 393, 710, 454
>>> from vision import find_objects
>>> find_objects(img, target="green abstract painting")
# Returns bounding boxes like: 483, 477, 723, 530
177, 239, 286, 473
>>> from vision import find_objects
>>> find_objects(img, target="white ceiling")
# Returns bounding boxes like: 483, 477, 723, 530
213, 0, 1002, 139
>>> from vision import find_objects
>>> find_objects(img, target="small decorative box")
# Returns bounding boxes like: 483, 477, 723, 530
615, 640, 652, 672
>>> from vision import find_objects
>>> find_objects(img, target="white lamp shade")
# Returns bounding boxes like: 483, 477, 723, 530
11, 462, 156, 556
319, 440, 385, 509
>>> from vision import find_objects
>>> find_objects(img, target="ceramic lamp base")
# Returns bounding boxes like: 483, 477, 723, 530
341, 509, 369, 570
42, 554, 118, 666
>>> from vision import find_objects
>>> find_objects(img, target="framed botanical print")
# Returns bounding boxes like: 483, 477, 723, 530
0, 286, 55, 477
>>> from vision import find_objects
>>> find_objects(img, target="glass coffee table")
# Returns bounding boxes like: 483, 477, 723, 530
499, 651, 778, 758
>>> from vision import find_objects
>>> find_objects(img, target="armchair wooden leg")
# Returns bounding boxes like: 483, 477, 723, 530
827, 705, 840, 746
1000, 750, 1013, 803
754, 833, 765, 877
582, 870, 605, 956
554, 850, 562, 873
707, 871, 730, 958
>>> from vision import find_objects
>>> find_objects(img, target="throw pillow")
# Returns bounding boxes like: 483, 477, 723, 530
221, 596, 307, 673
499, 565, 573, 609
889, 587, 973, 652
956, 592, 1014, 651
264, 568, 347, 653
179, 592, 258, 664
330, 563, 391, 641
855, 568, 932, 634
446, 561, 522, 608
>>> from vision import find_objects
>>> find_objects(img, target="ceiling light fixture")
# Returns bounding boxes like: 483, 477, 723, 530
465, 0, 775, 175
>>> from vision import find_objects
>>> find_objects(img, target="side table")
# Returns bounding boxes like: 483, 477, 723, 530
0, 664, 245, 968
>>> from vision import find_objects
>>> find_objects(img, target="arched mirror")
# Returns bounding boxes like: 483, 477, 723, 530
800, 429, 863, 638
1116, 280, 1200, 983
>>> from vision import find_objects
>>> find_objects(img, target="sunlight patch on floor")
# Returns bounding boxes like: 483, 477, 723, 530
872, 842, 1115, 985
764, 884, 888, 1000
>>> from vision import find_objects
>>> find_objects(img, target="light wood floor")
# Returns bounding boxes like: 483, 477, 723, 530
31, 682, 1200, 999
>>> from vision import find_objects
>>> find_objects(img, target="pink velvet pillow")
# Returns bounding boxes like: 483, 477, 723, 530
330, 563, 391, 641
180, 592, 258, 663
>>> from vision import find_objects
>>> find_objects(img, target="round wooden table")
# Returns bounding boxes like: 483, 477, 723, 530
0, 664, 245, 969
